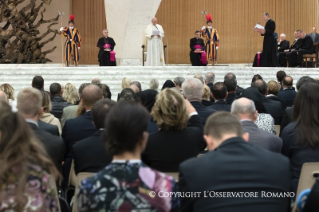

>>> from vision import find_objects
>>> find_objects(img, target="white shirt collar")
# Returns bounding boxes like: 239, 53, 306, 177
266, 94, 276, 97
26, 119, 38, 127
207, 26, 212, 29
112, 159, 141, 163
240, 119, 252, 122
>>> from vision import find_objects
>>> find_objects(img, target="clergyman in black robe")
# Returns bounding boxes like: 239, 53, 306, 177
254, 13, 277, 67
97, 30, 116, 66
190, 31, 206, 66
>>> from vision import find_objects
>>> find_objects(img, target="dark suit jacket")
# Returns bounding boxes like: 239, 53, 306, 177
288, 38, 302, 51
236, 86, 244, 96
38, 119, 59, 136
280, 106, 293, 135
266, 95, 286, 110
262, 96, 283, 125
179, 137, 291, 212
210, 100, 231, 112
241, 121, 282, 152
29, 123, 64, 172
190, 101, 216, 125
62, 111, 97, 159
277, 40, 290, 52
72, 131, 112, 174
50, 96, 73, 120
142, 115, 205, 172
296, 35, 314, 53
201, 100, 213, 107
225, 93, 237, 105
277, 88, 297, 107
309, 32, 319, 44
281, 122, 319, 192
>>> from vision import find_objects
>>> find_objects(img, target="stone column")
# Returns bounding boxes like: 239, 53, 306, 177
104, 0, 162, 66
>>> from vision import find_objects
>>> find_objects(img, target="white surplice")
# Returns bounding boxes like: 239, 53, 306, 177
145, 24, 165, 66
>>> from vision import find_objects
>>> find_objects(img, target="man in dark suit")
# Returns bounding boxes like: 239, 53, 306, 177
231, 98, 282, 152
190, 31, 205, 66
224, 72, 243, 96
38, 119, 59, 136
182, 78, 216, 125
72, 99, 115, 174
50, 82, 73, 120
277, 31, 302, 67
309, 27, 319, 44
252, 79, 283, 125
287, 30, 314, 67
17, 88, 64, 173
266, 80, 286, 110
179, 111, 291, 212
31, 75, 45, 90
255, 13, 277, 67
278, 76, 297, 107
224, 78, 238, 105
62, 85, 103, 185
210, 82, 231, 112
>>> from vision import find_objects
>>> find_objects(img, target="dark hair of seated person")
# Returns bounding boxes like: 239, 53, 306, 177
91, 99, 116, 130
119, 88, 135, 101
134, 89, 158, 112
161, 80, 175, 90
103, 101, 150, 155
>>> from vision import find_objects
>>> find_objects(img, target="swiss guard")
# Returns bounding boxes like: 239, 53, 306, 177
60, 15, 82, 66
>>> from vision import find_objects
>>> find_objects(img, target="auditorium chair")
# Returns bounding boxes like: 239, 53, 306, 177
72, 172, 95, 212
274, 125, 280, 137
141, 31, 167, 66
302, 43, 319, 68
292, 162, 319, 212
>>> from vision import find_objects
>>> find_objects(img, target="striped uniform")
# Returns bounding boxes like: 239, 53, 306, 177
61, 27, 82, 62
202, 28, 220, 64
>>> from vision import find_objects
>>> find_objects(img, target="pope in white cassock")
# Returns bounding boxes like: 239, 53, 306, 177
145, 18, 165, 66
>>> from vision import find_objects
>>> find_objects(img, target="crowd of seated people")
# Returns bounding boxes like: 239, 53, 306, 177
1, 70, 319, 211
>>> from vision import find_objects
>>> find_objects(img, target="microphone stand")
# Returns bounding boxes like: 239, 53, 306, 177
248, 26, 256, 66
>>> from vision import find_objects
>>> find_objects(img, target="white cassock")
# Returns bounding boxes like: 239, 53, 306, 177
145, 24, 165, 66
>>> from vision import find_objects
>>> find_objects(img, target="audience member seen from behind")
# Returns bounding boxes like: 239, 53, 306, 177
50, 82, 72, 120
31, 75, 44, 90
231, 98, 282, 153
179, 112, 291, 212
277, 76, 297, 107
149, 78, 159, 90
224, 78, 237, 105
72, 99, 115, 174
130, 81, 142, 92
142, 88, 205, 172
0, 83, 17, 111
201, 84, 213, 107
40, 90, 62, 136
118, 88, 136, 101
161, 80, 175, 90
77, 101, 179, 211
240, 87, 276, 134
194, 74, 204, 84
251, 74, 263, 86
62, 83, 79, 105
182, 78, 216, 125
0, 91, 7, 102
135, 89, 159, 134
174, 76, 185, 93
210, 82, 231, 112
266, 80, 286, 110
0, 100, 60, 211
224, 72, 243, 96
100, 84, 112, 99
276, 70, 286, 90
121, 77, 131, 90
281, 82, 319, 193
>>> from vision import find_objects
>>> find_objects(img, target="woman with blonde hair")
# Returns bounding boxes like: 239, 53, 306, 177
202, 84, 213, 106
0, 101, 60, 211
121, 77, 131, 90
142, 88, 205, 172
0, 83, 17, 111
40, 90, 62, 135
62, 83, 79, 105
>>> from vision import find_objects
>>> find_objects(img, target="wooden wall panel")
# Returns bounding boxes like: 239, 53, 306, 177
72, 0, 106, 64
156, 0, 319, 64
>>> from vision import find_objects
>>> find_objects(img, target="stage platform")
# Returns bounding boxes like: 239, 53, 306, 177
1, 64, 319, 101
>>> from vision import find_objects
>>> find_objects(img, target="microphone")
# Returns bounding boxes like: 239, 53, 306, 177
257, 20, 262, 24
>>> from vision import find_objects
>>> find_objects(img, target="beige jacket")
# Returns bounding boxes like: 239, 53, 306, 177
40, 113, 62, 136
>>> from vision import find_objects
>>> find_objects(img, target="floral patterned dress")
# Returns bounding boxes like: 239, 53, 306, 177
0, 164, 60, 212
77, 160, 179, 212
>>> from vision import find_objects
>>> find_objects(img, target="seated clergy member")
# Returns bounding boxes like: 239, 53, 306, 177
190, 30, 205, 66
210, 82, 231, 112
17, 88, 64, 173
277, 30, 302, 67
50, 82, 73, 120
62, 85, 103, 183
179, 112, 291, 212
224, 78, 238, 105
277, 33, 290, 52
77, 101, 178, 211
142, 88, 205, 172
286, 30, 314, 67
183, 78, 216, 125
72, 99, 115, 174
231, 98, 282, 152
252, 79, 283, 125
277, 76, 297, 107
